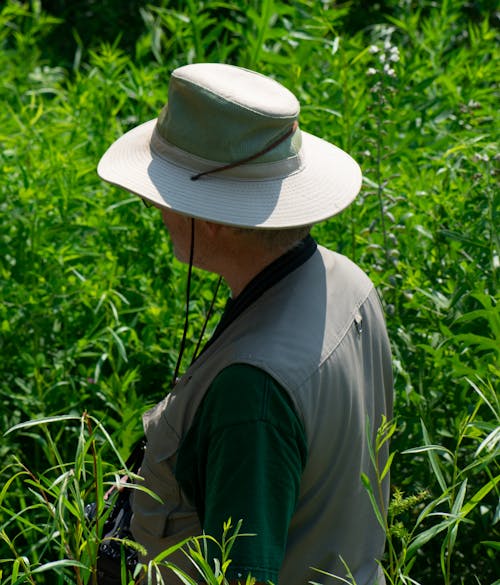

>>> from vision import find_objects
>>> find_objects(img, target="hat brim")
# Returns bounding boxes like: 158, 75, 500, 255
97, 119, 362, 229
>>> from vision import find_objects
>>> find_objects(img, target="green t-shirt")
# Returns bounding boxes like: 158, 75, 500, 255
174, 363, 308, 583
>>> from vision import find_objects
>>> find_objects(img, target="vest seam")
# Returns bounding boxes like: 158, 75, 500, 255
318, 283, 375, 371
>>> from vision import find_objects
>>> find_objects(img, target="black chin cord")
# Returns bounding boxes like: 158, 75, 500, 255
171, 218, 195, 388
192, 275, 222, 361
171, 218, 222, 388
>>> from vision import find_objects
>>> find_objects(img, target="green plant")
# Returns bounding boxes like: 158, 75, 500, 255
1, 1, 498, 583
1, 414, 259, 585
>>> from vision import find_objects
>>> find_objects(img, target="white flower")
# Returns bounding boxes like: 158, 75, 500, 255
389, 47, 400, 61
383, 63, 396, 77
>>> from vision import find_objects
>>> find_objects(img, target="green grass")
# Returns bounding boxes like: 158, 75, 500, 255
1, 1, 499, 583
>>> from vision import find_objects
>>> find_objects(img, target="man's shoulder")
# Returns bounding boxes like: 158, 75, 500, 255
316, 245, 374, 287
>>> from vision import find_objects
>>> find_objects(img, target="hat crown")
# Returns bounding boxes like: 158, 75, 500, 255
98, 62, 362, 229
156, 63, 301, 164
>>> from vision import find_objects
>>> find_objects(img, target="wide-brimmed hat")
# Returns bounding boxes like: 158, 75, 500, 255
97, 63, 362, 229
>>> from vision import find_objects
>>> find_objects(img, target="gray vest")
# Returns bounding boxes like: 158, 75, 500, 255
131, 246, 393, 584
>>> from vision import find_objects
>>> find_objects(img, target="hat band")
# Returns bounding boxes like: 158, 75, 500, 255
191, 121, 299, 181
150, 126, 303, 181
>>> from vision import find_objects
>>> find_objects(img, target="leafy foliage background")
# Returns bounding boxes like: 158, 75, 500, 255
0, 1, 498, 584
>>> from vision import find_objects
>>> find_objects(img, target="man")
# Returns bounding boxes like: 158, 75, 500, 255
98, 63, 393, 585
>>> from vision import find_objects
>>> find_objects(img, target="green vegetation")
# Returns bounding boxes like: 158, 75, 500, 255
0, 1, 498, 583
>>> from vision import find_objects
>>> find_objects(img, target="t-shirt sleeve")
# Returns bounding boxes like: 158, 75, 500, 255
175, 363, 307, 584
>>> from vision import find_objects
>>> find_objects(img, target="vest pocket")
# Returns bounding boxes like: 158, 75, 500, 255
132, 451, 180, 535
